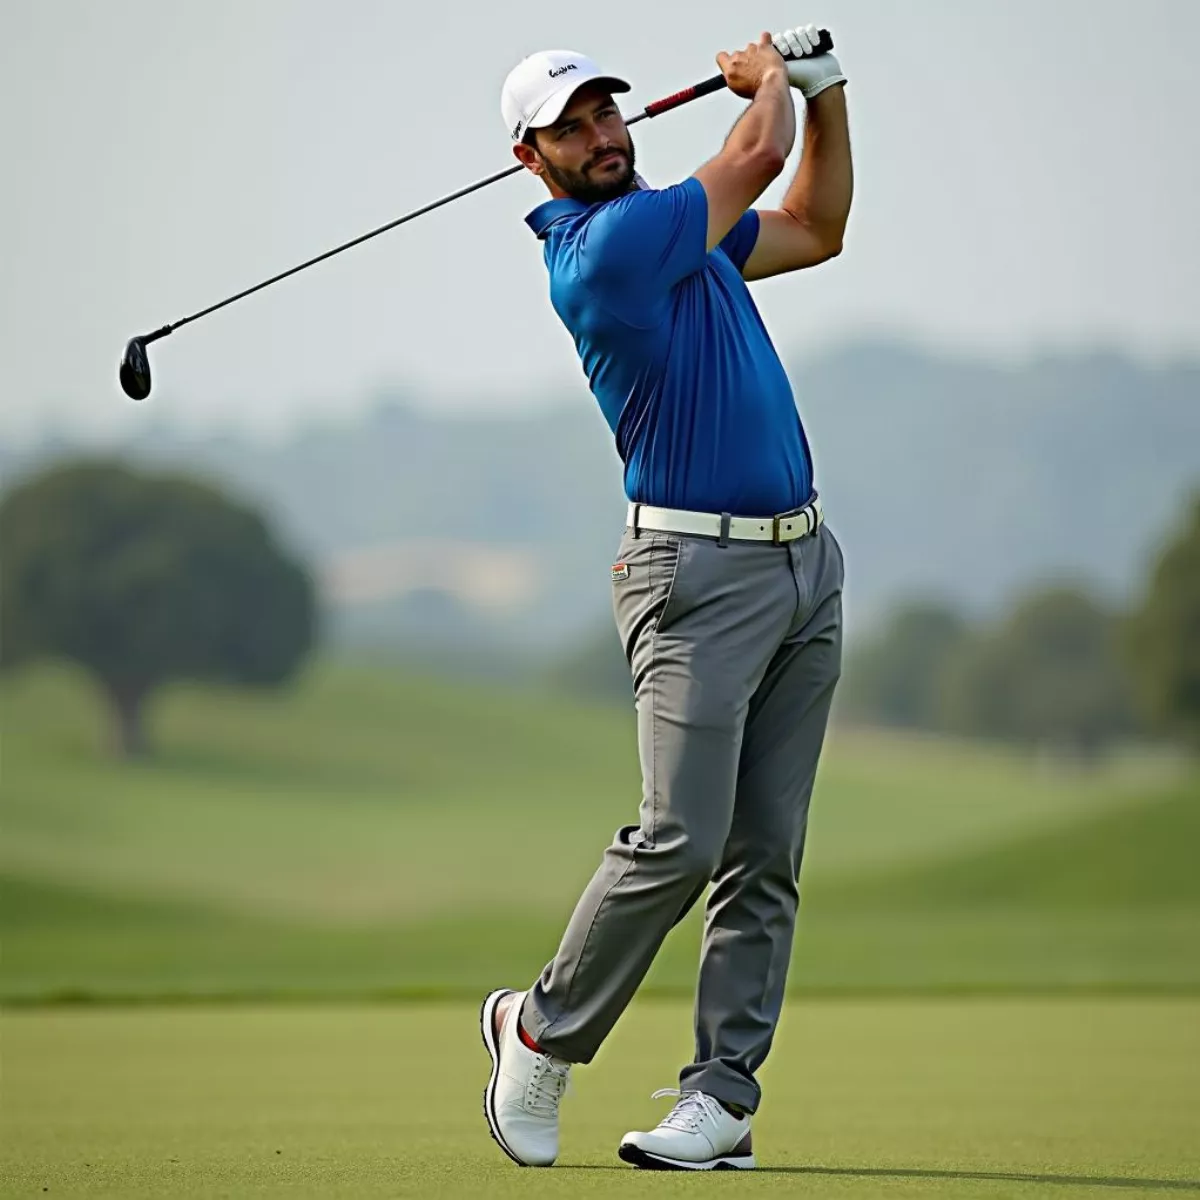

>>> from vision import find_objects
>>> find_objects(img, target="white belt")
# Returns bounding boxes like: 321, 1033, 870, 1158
627, 497, 823, 545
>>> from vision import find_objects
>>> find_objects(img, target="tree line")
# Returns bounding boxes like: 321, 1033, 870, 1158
837, 494, 1200, 754
3, 456, 1197, 759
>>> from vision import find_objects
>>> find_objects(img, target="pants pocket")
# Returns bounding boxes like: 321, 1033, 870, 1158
612, 534, 690, 661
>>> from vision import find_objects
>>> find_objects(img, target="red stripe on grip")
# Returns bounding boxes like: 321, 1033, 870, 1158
644, 86, 698, 117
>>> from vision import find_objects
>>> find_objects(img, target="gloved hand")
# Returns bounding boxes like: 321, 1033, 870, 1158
772, 23, 845, 99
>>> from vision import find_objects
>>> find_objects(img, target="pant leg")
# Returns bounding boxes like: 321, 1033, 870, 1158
522, 530, 795, 1063
680, 525, 844, 1112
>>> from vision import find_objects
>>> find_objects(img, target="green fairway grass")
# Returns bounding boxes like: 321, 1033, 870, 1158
3, 1000, 1198, 1198
2, 662, 1197, 1001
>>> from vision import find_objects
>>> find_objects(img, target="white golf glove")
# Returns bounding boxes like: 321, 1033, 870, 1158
773, 23, 845, 99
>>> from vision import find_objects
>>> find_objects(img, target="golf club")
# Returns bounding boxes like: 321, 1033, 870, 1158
119, 29, 833, 401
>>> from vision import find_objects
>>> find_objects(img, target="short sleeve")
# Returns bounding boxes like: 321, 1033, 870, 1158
577, 177, 709, 295
718, 210, 761, 272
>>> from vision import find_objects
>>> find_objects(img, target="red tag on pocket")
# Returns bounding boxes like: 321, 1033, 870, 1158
611, 562, 630, 582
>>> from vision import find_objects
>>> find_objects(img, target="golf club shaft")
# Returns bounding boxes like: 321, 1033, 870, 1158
136, 161, 527, 346
136, 29, 832, 348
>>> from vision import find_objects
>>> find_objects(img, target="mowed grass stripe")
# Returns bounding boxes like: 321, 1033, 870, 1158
812, 783, 1200, 910
6, 787, 1200, 1000
3, 661, 1198, 1000
1, 662, 1176, 920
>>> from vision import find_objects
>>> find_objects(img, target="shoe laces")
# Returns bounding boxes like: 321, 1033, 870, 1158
650, 1088, 725, 1132
526, 1054, 570, 1117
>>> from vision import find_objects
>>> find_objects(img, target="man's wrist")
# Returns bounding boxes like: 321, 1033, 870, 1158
804, 78, 847, 108
756, 66, 790, 94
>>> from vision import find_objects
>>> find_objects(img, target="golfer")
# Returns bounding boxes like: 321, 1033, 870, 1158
482, 23, 852, 1171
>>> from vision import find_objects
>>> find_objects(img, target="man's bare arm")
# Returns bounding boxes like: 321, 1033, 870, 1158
743, 62, 852, 279
692, 34, 796, 252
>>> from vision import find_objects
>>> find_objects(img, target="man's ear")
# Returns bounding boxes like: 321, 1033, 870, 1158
513, 140, 545, 177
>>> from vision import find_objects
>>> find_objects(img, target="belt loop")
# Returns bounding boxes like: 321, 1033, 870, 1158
718, 512, 731, 549
631, 502, 642, 539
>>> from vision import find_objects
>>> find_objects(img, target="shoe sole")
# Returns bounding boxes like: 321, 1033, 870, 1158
618, 1142, 756, 1171
480, 988, 527, 1168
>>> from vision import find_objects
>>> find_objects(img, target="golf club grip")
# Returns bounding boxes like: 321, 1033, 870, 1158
641, 28, 833, 118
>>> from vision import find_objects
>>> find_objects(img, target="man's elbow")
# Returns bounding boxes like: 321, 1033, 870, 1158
787, 216, 844, 265
818, 236, 844, 263
805, 218, 845, 264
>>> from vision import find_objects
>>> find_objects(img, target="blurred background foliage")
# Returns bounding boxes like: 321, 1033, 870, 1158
1, 460, 315, 756
1, 342, 1197, 1004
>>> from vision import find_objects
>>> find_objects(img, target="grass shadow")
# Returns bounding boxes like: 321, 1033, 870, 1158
565, 1164, 1200, 1191
776, 1166, 1200, 1191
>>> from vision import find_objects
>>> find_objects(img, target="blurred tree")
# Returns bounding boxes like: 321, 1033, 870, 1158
837, 601, 970, 729
940, 586, 1136, 755
0, 459, 316, 756
1127, 493, 1200, 751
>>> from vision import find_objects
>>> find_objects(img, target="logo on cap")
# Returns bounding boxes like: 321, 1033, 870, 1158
502, 50, 631, 143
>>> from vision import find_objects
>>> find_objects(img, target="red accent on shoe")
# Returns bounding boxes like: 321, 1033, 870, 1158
518, 1022, 548, 1055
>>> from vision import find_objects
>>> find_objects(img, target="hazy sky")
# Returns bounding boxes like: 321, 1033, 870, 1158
3, 0, 1197, 443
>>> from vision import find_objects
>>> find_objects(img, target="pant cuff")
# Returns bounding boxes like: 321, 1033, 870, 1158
519, 987, 590, 1064
678, 1063, 761, 1115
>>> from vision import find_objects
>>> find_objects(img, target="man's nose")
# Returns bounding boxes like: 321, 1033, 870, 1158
585, 123, 612, 151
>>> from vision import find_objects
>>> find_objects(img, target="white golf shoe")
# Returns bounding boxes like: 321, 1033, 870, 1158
618, 1088, 755, 1170
480, 988, 570, 1167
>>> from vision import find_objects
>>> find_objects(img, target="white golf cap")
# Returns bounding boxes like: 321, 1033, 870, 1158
501, 50, 631, 143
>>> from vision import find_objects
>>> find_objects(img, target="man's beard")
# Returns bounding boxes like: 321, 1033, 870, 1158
542, 139, 637, 205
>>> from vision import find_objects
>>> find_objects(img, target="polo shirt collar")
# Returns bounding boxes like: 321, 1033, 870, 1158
526, 197, 590, 240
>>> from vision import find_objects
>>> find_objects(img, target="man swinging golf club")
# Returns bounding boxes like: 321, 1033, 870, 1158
482, 21, 852, 1171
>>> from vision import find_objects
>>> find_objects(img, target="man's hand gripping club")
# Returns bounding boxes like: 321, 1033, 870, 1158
772, 22, 846, 99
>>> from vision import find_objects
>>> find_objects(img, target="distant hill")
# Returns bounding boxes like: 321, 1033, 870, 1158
2, 341, 1196, 658
791, 342, 1200, 624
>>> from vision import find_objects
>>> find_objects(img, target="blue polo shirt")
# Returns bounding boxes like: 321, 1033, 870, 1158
526, 176, 813, 516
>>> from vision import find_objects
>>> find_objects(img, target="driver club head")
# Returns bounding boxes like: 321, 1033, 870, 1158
119, 337, 152, 400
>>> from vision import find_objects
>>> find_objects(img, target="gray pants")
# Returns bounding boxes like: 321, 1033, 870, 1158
523, 516, 844, 1113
